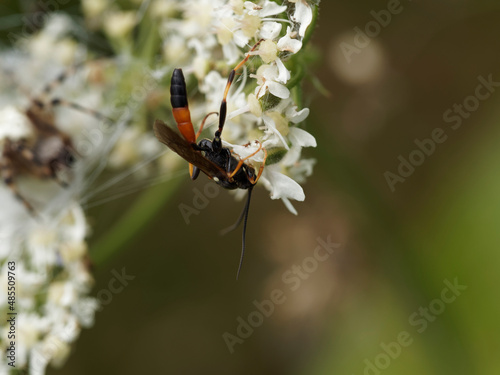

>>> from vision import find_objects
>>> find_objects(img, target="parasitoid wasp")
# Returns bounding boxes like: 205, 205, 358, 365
153, 39, 267, 279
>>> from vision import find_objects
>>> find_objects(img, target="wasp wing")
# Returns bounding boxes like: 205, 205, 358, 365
153, 119, 227, 180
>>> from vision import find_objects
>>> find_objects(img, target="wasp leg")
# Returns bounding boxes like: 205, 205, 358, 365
196, 112, 218, 141
249, 147, 267, 185
228, 141, 264, 179
190, 111, 218, 180
214, 39, 264, 149
190, 165, 201, 180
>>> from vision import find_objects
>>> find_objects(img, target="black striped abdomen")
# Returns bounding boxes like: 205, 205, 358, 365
170, 69, 188, 109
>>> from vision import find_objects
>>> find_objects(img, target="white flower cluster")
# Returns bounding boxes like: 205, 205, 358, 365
0, 1, 320, 372
0, 203, 97, 375
155, 0, 318, 213
0, 15, 107, 374
81, 0, 319, 212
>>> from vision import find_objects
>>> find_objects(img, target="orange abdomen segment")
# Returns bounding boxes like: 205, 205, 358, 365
170, 69, 196, 143
172, 107, 195, 143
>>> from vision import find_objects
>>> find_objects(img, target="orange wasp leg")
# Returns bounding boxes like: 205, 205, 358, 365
228, 141, 264, 179
188, 111, 219, 178
196, 111, 218, 140
249, 147, 267, 184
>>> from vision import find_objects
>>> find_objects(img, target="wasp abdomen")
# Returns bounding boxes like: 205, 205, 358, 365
170, 69, 188, 109
170, 69, 195, 143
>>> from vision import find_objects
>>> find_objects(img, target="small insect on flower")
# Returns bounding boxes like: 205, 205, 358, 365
154, 40, 267, 279
0, 63, 111, 214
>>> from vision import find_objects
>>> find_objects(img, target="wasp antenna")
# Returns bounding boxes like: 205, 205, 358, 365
216, 39, 264, 146
236, 187, 253, 280
220, 197, 247, 236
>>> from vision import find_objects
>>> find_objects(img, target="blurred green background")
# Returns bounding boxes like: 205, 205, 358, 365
3, 1, 500, 374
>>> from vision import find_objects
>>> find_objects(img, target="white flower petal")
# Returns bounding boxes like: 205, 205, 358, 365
0, 105, 32, 141
281, 145, 302, 166
255, 83, 267, 99
286, 106, 310, 123
282, 197, 298, 215
232, 29, 250, 48
267, 81, 290, 99
289, 158, 316, 183
244, 0, 287, 17
277, 26, 303, 53
222, 42, 240, 65
289, 127, 316, 147
265, 166, 305, 201
244, 1, 261, 15
260, 64, 279, 80
263, 114, 289, 149
292, 0, 313, 37
275, 58, 290, 83
259, 0, 287, 17
260, 21, 282, 40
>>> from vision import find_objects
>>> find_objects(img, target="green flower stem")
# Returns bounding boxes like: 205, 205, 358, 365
286, 62, 305, 91
90, 176, 184, 266
291, 85, 303, 109
134, 17, 161, 63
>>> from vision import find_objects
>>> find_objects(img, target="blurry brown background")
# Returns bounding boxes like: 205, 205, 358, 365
3, 0, 500, 374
